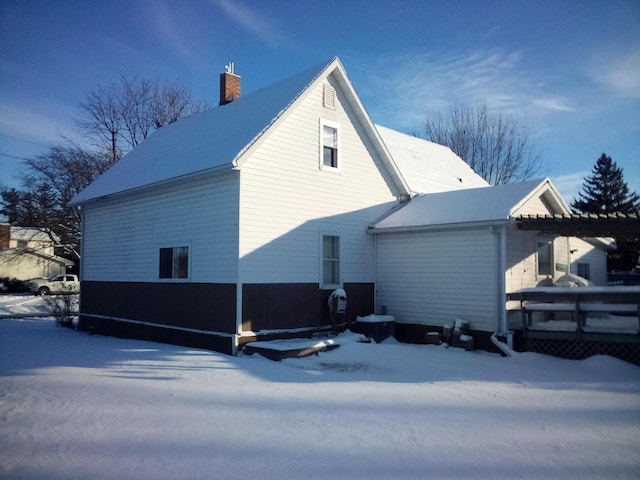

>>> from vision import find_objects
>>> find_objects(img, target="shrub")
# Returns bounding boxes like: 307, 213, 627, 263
0, 277, 30, 293
43, 291, 79, 328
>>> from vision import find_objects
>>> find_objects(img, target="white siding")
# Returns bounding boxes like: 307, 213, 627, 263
0, 251, 67, 280
513, 192, 551, 217
375, 228, 499, 332
569, 237, 608, 285
505, 230, 565, 291
239, 75, 399, 284
82, 171, 239, 283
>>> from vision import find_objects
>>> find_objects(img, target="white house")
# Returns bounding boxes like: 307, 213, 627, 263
0, 224, 73, 280
70, 58, 608, 355
369, 178, 613, 348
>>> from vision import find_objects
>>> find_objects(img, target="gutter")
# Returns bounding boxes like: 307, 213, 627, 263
369, 219, 510, 235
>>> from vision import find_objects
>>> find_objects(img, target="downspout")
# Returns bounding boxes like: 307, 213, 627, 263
490, 223, 514, 357
78, 206, 85, 329
234, 169, 243, 356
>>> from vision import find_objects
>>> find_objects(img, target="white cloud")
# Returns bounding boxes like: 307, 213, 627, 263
211, 0, 289, 48
531, 97, 575, 112
146, 2, 203, 69
356, 48, 574, 132
551, 171, 590, 205
589, 47, 640, 99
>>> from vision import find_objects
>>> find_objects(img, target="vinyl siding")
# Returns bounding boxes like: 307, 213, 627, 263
239, 74, 399, 285
375, 228, 498, 332
82, 171, 239, 283
569, 237, 608, 285
505, 228, 540, 292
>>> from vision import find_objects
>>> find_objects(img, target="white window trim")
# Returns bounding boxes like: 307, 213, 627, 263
320, 232, 341, 289
536, 239, 554, 278
158, 242, 192, 282
319, 119, 341, 172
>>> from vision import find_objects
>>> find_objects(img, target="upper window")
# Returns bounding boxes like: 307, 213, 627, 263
322, 235, 340, 287
537, 241, 553, 277
321, 121, 339, 170
159, 246, 189, 279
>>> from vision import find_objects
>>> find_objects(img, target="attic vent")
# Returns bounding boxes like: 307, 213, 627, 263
323, 84, 336, 109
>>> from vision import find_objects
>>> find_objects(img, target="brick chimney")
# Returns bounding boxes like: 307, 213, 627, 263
219, 62, 241, 106
0, 224, 10, 249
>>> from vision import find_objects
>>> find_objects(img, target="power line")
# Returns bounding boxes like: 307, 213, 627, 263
0, 152, 30, 161
0, 132, 51, 149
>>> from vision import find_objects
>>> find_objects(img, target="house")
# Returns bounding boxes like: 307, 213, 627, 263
0, 224, 73, 280
368, 178, 611, 348
70, 58, 608, 355
70, 58, 412, 354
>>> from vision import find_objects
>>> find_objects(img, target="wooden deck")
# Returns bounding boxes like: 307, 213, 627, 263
508, 286, 640, 343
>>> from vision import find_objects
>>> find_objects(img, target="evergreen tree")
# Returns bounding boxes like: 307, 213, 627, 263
572, 153, 640, 214
571, 153, 640, 271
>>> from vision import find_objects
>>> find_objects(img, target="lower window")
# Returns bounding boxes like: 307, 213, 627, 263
537, 241, 553, 276
322, 235, 340, 286
159, 246, 189, 279
577, 263, 591, 280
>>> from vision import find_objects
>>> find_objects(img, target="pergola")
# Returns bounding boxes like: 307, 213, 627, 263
516, 213, 640, 237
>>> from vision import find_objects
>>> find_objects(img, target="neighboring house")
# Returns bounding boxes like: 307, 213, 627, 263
70, 58, 607, 355
0, 224, 74, 280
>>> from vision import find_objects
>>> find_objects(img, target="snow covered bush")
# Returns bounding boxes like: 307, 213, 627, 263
43, 292, 79, 328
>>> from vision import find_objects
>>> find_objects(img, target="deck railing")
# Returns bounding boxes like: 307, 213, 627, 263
507, 286, 640, 342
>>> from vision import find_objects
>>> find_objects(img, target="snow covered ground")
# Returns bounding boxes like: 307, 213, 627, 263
0, 293, 52, 318
1, 296, 639, 479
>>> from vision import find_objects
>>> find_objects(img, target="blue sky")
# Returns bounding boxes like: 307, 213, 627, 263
1, 0, 639, 204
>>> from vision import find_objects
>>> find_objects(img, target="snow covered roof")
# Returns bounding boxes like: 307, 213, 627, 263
10, 227, 56, 243
375, 125, 488, 194
372, 178, 559, 231
70, 59, 339, 205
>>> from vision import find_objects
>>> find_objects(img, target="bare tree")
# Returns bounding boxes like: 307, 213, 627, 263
77, 83, 122, 165
3, 76, 209, 263
421, 101, 544, 185
76, 77, 210, 164
1, 144, 111, 262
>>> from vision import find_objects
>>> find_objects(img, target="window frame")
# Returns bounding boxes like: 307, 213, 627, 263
321, 233, 341, 289
577, 263, 591, 280
536, 240, 554, 277
319, 120, 340, 171
158, 244, 191, 281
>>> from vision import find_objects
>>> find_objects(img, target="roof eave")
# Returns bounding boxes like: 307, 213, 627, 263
369, 218, 512, 235
69, 162, 234, 207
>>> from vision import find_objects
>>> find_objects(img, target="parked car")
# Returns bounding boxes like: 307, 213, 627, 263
28, 274, 80, 295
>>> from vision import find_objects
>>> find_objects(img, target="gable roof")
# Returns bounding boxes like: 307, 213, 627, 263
70, 58, 409, 205
371, 178, 569, 232
10, 227, 56, 243
375, 125, 488, 194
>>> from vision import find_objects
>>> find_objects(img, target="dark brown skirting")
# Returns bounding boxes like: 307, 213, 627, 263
241, 282, 374, 332
79, 314, 235, 355
80, 281, 237, 333
394, 322, 503, 355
